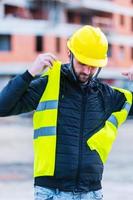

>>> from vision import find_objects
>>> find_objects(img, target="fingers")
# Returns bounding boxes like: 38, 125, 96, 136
38, 53, 57, 69
121, 72, 128, 76
122, 70, 133, 81
129, 73, 133, 81
39, 53, 57, 63
28, 53, 58, 76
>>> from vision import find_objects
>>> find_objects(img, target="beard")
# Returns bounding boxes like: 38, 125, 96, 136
76, 73, 93, 83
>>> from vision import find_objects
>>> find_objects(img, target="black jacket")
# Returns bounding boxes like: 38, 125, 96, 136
0, 64, 133, 192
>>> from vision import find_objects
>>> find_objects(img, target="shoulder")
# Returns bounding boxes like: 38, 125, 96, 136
29, 75, 48, 94
96, 80, 115, 96
98, 80, 125, 98
98, 80, 127, 111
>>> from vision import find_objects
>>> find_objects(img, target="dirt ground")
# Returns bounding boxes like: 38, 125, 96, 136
0, 116, 133, 200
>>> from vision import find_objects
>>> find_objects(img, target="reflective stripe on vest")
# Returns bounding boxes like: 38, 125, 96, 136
87, 87, 132, 164
33, 61, 61, 177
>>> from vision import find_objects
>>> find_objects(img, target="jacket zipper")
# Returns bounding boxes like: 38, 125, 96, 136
75, 93, 87, 191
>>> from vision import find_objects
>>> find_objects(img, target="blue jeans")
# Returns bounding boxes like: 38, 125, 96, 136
34, 186, 103, 200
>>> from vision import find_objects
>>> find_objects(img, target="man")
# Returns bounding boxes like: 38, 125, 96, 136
0, 25, 133, 200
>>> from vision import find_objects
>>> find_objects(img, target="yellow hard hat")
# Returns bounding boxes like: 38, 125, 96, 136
67, 25, 108, 67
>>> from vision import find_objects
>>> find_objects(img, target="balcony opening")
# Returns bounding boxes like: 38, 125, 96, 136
66, 10, 93, 25
120, 15, 124, 26
35, 36, 43, 52
0, 35, 11, 51
67, 11, 75, 23
131, 17, 133, 32
131, 47, 133, 60
107, 43, 112, 57
119, 45, 125, 59
91, 11, 113, 33
56, 37, 61, 53
5, 5, 32, 19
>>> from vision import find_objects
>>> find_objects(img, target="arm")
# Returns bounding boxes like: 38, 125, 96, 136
111, 88, 133, 116
0, 71, 48, 116
129, 95, 133, 116
0, 53, 57, 117
112, 89, 126, 112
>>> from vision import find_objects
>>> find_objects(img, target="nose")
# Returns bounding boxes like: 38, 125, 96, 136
82, 66, 91, 74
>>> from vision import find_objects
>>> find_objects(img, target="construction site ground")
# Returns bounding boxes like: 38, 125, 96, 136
0, 116, 133, 200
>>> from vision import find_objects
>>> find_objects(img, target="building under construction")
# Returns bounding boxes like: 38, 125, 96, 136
0, 0, 133, 75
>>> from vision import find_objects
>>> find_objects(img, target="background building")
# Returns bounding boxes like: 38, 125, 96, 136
0, 0, 133, 77
0, 2, 133, 200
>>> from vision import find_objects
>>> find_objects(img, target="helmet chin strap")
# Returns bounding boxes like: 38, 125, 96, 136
70, 52, 102, 81
69, 53, 78, 81
93, 68, 102, 79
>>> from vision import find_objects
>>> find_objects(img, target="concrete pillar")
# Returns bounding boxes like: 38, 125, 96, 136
0, 1, 4, 18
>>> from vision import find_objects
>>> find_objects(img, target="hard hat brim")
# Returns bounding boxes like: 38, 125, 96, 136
73, 51, 108, 68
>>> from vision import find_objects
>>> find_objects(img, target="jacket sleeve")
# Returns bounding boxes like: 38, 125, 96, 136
112, 89, 126, 112
111, 88, 133, 116
129, 92, 133, 116
0, 71, 48, 117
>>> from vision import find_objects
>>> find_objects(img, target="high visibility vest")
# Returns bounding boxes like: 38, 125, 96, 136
33, 61, 132, 177
87, 87, 132, 163
33, 61, 61, 177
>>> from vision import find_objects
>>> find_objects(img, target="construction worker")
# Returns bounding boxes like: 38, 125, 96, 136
0, 25, 133, 200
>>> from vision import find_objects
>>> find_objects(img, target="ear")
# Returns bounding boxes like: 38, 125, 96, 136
67, 49, 71, 58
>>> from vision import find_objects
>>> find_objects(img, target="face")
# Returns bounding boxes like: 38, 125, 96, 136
73, 57, 98, 83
